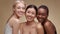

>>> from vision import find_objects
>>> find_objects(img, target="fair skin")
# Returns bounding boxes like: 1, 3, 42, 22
7, 1, 25, 34
19, 7, 44, 34
37, 8, 56, 34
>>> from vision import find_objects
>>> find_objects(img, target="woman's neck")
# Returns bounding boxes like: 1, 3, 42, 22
26, 20, 35, 26
13, 14, 20, 19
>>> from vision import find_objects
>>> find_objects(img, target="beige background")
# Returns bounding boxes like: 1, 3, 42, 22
0, 0, 60, 34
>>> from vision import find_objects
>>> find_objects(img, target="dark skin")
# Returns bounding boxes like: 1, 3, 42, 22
37, 8, 57, 34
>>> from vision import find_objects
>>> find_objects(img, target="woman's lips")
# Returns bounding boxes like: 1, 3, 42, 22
18, 11, 23, 15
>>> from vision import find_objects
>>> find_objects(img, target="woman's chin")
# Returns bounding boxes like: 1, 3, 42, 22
18, 15, 23, 17
27, 19, 32, 22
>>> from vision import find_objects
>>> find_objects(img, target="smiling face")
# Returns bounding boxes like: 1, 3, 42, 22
13, 1, 25, 18
37, 8, 48, 23
25, 8, 36, 21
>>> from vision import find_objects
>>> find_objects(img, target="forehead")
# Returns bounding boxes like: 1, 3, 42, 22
38, 8, 47, 14
27, 8, 36, 12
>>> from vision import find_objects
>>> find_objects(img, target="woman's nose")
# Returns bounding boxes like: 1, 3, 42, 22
39, 15, 42, 17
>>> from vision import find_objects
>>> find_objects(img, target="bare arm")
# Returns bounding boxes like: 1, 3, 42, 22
36, 23, 44, 34
19, 23, 24, 34
44, 21, 56, 34
12, 21, 20, 34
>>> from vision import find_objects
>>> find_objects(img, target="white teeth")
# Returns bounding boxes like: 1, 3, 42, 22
28, 17, 31, 19
28, 17, 31, 18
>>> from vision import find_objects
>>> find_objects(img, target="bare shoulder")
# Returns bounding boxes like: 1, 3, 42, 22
44, 20, 56, 31
44, 20, 51, 26
19, 22, 25, 28
9, 18, 19, 24
44, 20, 55, 28
36, 23, 43, 29
36, 23, 44, 34
9, 18, 20, 27
19, 22, 26, 31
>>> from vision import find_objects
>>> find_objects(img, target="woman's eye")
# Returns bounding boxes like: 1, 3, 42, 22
17, 7, 21, 9
22, 7, 25, 9
32, 12, 35, 15
42, 13, 47, 16
27, 11, 30, 13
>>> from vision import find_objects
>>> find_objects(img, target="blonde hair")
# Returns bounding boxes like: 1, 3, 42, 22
13, 0, 26, 8
7, 0, 26, 23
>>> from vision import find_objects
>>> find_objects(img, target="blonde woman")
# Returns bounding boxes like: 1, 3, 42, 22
4, 0, 26, 34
